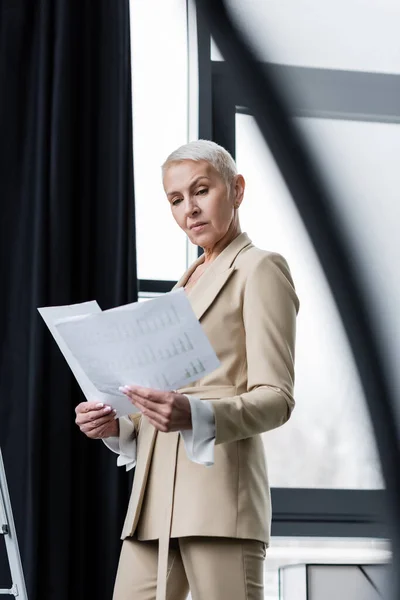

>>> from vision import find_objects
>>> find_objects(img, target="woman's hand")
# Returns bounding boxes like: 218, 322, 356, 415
120, 385, 192, 432
75, 402, 119, 439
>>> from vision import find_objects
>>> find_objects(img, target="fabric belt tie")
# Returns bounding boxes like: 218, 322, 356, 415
156, 432, 179, 600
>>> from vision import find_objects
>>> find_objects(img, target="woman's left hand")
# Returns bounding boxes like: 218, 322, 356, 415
120, 385, 192, 432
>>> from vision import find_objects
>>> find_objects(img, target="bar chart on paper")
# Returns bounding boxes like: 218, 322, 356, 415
134, 332, 207, 384
42, 289, 220, 416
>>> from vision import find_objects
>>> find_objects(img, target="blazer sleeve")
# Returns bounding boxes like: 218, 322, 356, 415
208, 252, 299, 445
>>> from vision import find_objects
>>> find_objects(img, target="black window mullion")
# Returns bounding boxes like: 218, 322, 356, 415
138, 279, 177, 294
271, 488, 387, 538
211, 69, 236, 158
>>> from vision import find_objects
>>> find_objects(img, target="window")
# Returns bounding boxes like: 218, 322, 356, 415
197, 2, 400, 536
129, 0, 197, 289
237, 114, 395, 489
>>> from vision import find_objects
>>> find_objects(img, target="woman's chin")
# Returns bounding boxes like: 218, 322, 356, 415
188, 229, 209, 244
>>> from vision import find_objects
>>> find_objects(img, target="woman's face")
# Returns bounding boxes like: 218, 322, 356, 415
163, 160, 243, 249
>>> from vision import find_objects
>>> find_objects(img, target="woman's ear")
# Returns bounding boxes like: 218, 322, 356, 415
233, 174, 245, 208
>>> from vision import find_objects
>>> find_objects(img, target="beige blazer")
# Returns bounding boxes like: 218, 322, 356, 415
121, 232, 299, 550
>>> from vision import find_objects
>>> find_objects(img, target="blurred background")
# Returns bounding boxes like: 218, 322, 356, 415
1, 0, 399, 598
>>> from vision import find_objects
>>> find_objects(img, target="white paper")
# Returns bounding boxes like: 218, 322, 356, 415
39, 289, 220, 417
38, 301, 135, 417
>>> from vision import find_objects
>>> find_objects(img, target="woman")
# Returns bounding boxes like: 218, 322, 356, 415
75, 140, 299, 600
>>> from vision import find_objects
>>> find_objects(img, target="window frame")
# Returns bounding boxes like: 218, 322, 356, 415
195, 7, 400, 539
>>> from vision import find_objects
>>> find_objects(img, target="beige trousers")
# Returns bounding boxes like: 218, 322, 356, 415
113, 536, 266, 600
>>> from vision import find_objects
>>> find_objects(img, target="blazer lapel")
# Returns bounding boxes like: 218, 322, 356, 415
189, 267, 236, 321
171, 254, 205, 291
173, 232, 252, 321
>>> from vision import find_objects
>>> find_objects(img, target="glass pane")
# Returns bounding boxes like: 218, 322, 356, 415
295, 117, 400, 422
212, 0, 400, 74
236, 113, 385, 489
263, 537, 390, 600
130, 0, 188, 281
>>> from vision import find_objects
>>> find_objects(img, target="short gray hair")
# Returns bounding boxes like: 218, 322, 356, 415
162, 139, 238, 188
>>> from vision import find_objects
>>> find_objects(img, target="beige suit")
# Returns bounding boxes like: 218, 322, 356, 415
118, 232, 299, 599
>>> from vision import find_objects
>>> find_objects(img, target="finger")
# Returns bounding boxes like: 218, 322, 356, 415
89, 418, 119, 439
76, 407, 113, 425
146, 415, 168, 433
85, 423, 112, 439
75, 402, 110, 415
128, 392, 173, 414
133, 399, 169, 429
80, 412, 117, 432
76, 405, 114, 425
79, 410, 116, 429
120, 385, 170, 404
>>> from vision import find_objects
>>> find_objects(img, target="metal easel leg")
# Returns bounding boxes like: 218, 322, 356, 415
0, 449, 28, 599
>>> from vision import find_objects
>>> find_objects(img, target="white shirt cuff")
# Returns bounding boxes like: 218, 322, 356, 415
180, 396, 216, 466
103, 398, 216, 470
102, 416, 137, 472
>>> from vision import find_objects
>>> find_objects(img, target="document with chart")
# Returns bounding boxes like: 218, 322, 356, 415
38, 300, 135, 416
38, 289, 220, 417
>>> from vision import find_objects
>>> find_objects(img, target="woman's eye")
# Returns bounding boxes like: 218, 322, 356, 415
172, 198, 182, 206
197, 188, 208, 195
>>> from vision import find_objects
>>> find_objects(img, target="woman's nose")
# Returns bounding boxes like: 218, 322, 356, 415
184, 200, 200, 217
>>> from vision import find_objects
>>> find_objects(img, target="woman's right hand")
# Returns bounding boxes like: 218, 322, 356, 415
75, 402, 119, 439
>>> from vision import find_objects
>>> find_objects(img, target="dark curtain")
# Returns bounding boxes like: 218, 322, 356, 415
0, 1, 136, 599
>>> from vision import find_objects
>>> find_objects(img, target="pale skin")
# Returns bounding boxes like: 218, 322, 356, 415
75, 159, 245, 440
